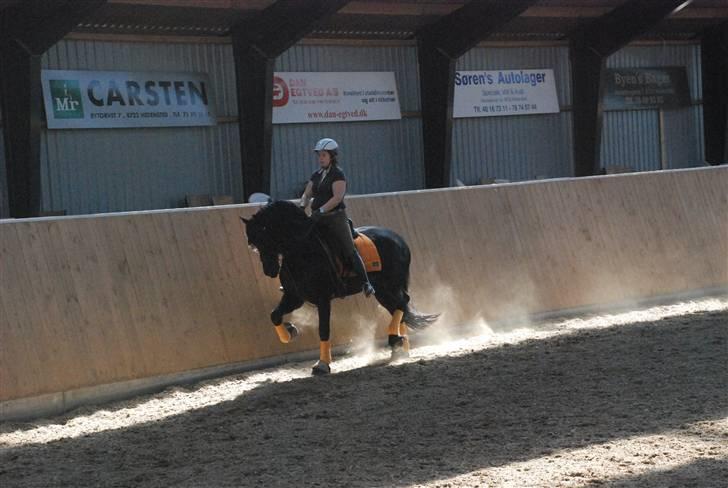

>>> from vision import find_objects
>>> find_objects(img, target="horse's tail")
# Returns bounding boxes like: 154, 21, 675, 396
403, 304, 439, 330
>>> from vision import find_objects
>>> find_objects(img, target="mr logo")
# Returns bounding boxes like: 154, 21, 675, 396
49, 80, 84, 119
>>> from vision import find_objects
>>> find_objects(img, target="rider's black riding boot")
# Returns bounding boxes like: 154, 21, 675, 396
350, 252, 375, 297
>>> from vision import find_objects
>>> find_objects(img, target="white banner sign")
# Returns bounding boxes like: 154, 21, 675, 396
41, 70, 217, 129
272, 72, 401, 124
453, 69, 560, 118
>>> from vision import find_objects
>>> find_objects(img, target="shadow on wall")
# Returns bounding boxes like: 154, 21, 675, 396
0, 309, 726, 487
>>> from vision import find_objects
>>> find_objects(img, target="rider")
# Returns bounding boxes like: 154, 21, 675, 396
300, 138, 376, 298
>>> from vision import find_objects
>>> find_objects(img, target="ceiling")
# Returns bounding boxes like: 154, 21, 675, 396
3, 0, 727, 41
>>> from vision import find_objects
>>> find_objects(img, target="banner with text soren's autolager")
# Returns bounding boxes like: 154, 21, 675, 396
272, 72, 401, 124
453, 69, 559, 118
41, 70, 217, 129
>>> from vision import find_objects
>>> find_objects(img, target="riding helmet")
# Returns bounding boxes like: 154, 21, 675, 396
313, 138, 338, 155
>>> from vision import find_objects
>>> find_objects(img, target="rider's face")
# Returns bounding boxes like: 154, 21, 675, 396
317, 150, 331, 168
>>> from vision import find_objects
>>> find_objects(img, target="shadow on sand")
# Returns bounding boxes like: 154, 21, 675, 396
1, 309, 726, 487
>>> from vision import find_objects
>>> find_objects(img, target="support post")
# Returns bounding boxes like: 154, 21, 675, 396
231, 0, 349, 200
0, 0, 107, 217
231, 46, 275, 202
417, 39, 456, 189
570, 44, 606, 177
0, 43, 43, 218
417, 0, 538, 188
701, 22, 728, 164
569, 0, 694, 176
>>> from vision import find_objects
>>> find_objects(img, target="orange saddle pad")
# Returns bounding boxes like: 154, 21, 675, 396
354, 233, 382, 273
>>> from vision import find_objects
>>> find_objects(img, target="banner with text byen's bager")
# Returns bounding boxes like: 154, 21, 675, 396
272, 72, 401, 124
41, 70, 217, 129
453, 69, 560, 118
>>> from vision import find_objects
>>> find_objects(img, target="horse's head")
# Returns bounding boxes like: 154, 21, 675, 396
242, 200, 311, 278
242, 212, 281, 278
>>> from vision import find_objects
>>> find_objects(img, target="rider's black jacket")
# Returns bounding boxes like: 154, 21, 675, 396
310, 165, 346, 212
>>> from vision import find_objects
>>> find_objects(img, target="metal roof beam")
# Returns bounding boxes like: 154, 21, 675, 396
701, 22, 728, 164
571, 0, 693, 58
0, 1, 107, 218
569, 0, 693, 177
417, 0, 539, 189
2, 0, 107, 54
230, 0, 349, 199
108, 0, 273, 8
418, 0, 538, 59
232, 0, 349, 58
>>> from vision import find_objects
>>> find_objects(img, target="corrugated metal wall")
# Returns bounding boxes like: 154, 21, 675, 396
272, 44, 423, 199
19, 38, 705, 215
452, 45, 573, 184
602, 44, 704, 171
41, 39, 242, 214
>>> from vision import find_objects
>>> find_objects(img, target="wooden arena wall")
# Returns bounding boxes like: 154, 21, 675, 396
1, 167, 726, 410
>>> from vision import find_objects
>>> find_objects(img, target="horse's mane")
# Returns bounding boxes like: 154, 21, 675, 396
254, 200, 313, 240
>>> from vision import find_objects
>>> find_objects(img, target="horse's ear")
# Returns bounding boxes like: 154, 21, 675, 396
240, 217, 250, 224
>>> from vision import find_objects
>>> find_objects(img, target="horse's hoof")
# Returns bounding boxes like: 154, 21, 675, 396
390, 347, 410, 361
312, 361, 331, 375
389, 335, 409, 360
284, 322, 299, 341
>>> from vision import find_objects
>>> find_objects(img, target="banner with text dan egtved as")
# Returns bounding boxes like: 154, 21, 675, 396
41, 70, 217, 129
272, 72, 401, 124
453, 69, 560, 118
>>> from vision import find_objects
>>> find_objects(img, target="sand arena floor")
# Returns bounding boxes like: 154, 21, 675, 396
1, 298, 727, 487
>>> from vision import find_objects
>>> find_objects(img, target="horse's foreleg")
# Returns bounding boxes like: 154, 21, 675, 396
270, 292, 303, 343
312, 299, 332, 375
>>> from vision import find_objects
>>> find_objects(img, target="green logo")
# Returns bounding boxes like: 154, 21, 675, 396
50, 80, 84, 119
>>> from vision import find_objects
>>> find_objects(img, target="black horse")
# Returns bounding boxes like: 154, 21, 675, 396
242, 201, 438, 375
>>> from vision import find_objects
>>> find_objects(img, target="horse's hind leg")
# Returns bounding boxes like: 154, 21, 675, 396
376, 288, 409, 359
399, 318, 410, 354
387, 309, 409, 359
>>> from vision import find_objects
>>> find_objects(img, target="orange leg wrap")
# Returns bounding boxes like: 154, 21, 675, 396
399, 321, 410, 352
388, 310, 404, 336
319, 340, 332, 364
274, 324, 291, 344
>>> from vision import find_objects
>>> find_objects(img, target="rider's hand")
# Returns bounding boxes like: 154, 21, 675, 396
311, 207, 325, 222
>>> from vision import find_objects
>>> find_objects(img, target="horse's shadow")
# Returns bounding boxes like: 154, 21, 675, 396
1, 309, 726, 488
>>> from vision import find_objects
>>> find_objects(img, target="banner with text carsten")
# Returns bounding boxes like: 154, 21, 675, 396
453, 69, 560, 118
41, 70, 217, 129
272, 72, 401, 124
